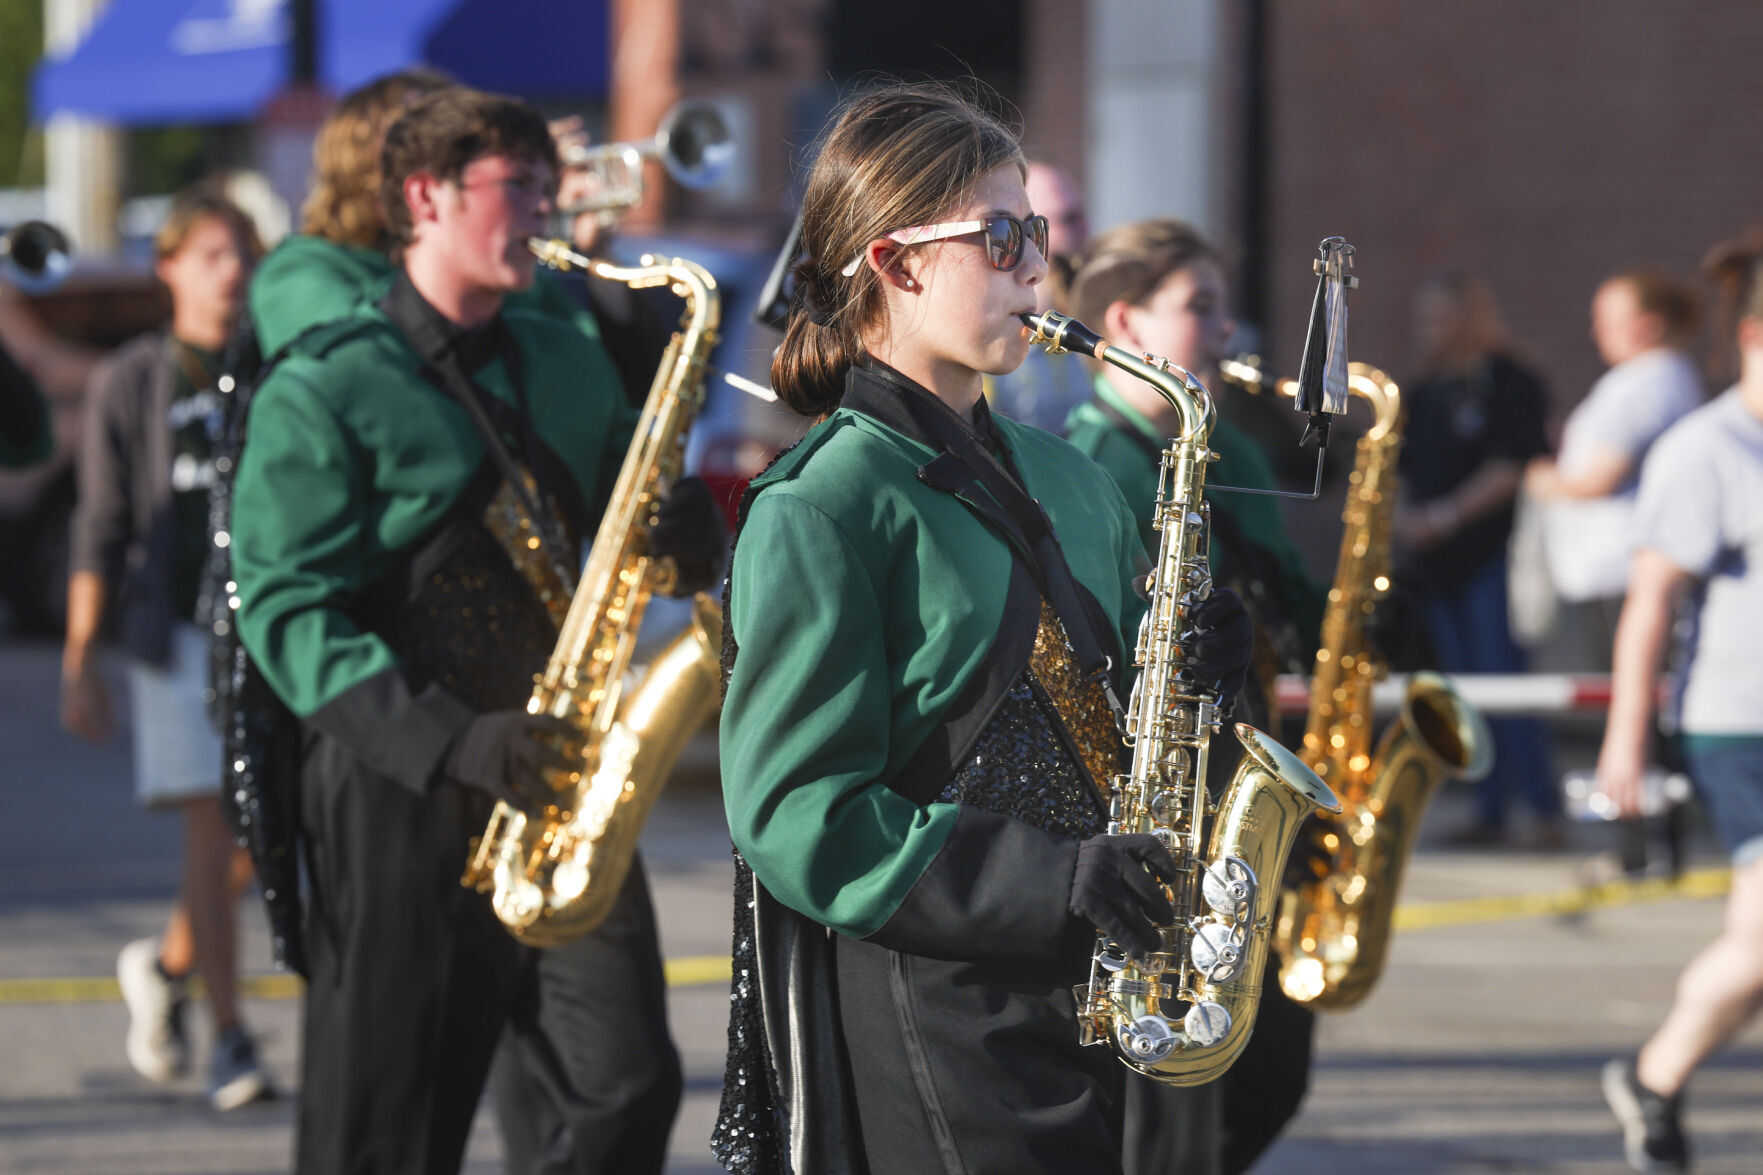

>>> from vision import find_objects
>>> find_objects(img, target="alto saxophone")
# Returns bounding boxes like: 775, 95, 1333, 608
1023, 312, 1340, 1086
1218, 356, 1492, 1008
460, 239, 725, 946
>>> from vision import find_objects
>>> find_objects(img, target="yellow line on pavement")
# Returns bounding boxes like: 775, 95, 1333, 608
1392, 865, 1731, 932
0, 872, 1729, 1007
0, 954, 735, 1006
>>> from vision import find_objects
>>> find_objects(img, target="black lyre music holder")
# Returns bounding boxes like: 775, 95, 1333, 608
1210, 236, 1357, 502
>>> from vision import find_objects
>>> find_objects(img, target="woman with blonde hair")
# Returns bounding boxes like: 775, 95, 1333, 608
1526, 269, 1704, 665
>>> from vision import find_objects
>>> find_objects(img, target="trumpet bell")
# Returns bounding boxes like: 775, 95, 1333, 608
1, 221, 73, 294
559, 100, 735, 220
655, 100, 734, 190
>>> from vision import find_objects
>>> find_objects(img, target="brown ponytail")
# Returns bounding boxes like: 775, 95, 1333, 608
770, 80, 1025, 417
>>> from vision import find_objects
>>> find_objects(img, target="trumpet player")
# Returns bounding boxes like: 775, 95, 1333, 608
711, 82, 1253, 1175
229, 88, 719, 1175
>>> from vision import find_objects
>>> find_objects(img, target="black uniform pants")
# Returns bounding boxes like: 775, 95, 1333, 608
295, 742, 527, 1175
835, 933, 1126, 1175
489, 855, 683, 1175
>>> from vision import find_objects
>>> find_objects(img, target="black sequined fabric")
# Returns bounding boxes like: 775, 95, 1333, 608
377, 522, 560, 713
221, 617, 306, 975
938, 673, 1107, 841
710, 851, 786, 1175
205, 333, 309, 974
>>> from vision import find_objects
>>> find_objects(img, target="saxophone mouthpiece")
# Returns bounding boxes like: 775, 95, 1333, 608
1021, 310, 1109, 359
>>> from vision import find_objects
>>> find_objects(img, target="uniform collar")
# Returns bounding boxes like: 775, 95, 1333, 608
843, 358, 1015, 466
382, 269, 505, 375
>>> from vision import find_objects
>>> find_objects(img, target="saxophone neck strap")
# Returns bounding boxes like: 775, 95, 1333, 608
379, 278, 578, 595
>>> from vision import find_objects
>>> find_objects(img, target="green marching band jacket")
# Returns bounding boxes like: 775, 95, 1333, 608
230, 293, 634, 788
251, 233, 603, 360
713, 359, 1149, 1173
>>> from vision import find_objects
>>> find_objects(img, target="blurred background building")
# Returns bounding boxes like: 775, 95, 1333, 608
4, 0, 1763, 621
10, 0, 1759, 384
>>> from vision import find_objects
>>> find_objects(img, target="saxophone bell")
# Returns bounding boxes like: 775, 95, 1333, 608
459, 239, 724, 946
1219, 351, 1494, 1010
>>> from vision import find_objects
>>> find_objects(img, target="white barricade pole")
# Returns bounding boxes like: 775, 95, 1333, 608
1273, 673, 1627, 716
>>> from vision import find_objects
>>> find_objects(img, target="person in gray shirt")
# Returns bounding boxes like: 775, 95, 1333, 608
60, 186, 272, 1111
1599, 240, 1763, 1175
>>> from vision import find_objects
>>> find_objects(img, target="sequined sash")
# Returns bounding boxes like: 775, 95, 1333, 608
375, 470, 570, 714
1027, 598, 1122, 800
483, 470, 573, 631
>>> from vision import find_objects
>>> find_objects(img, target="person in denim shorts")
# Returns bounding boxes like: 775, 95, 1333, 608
1597, 239, 1763, 1174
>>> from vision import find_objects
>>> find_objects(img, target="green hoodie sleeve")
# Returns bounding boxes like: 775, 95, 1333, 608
721, 491, 964, 938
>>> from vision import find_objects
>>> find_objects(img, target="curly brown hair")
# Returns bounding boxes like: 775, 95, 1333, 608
379, 87, 558, 255
300, 68, 452, 249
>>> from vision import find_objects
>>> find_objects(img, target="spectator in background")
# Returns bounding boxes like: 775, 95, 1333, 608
1598, 240, 1763, 1175
1394, 271, 1561, 848
1526, 271, 1704, 667
985, 160, 1093, 429
1028, 159, 1091, 263
59, 186, 272, 1110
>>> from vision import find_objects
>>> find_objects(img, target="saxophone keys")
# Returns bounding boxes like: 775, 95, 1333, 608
1117, 1015, 1178, 1064
551, 853, 591, 902
1189, 921, 1247, 982
1201, 855, 1257, 917
1183, 1000, 1232, 1048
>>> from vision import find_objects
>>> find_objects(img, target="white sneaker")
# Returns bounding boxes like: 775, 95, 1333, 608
116, 937, 189, 1083
207, 1026, 273, 1111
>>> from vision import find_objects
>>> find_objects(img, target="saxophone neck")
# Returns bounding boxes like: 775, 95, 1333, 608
1346, 363, 1401, 440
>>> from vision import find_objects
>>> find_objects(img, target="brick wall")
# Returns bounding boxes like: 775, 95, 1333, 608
1265, 0, 1763, 418
1021, 0, 1089, 178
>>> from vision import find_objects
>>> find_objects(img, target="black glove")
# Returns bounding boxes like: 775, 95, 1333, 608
1187, 587, 1253, 702
1069, 833, 1181, 958
649, 475, 728, 597
438, 710, 578, 809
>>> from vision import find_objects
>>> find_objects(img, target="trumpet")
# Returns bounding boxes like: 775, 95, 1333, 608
559, 100, 734, 224
1, 221, 72, 293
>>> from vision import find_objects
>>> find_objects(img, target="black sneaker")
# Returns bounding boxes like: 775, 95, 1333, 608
1602, 1056, 1690, 1172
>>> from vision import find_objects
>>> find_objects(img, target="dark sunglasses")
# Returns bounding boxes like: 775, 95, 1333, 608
840, 213, 1051, 276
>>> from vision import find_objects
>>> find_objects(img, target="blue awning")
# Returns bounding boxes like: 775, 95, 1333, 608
32, 0, 609, 126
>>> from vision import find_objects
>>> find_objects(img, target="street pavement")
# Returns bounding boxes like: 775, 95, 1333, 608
1, 636, 1759, 1174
